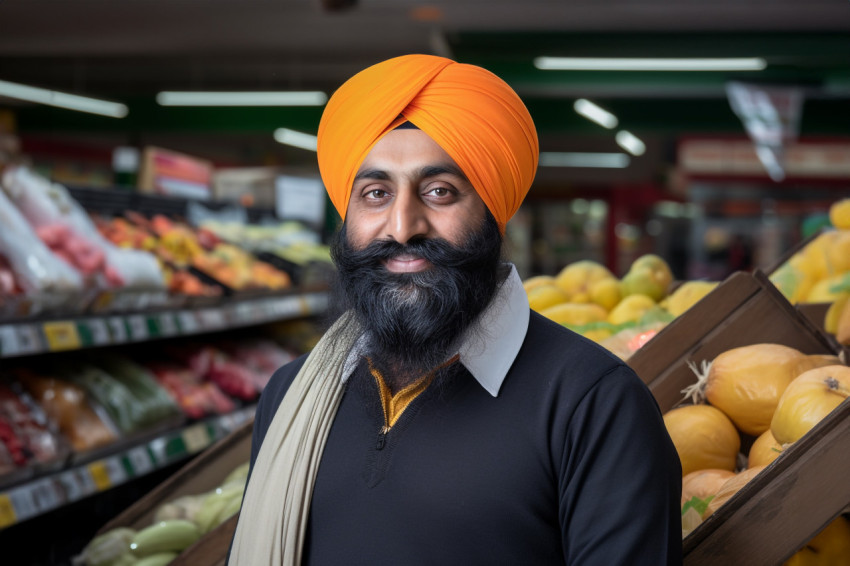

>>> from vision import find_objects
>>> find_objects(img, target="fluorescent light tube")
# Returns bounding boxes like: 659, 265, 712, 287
615, 130, 646, 156
0, 79, 128, 118
157, 91, 328, 106
535, 57, 767, 72
574, 99, 618, 129
539, 152, 630, 168
274, 128, 318, 151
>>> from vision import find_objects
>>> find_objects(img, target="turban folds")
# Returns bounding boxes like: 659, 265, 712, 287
317, 54, 539, 231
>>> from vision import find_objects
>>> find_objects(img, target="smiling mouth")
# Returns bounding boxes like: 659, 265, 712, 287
383, 254, 432, 273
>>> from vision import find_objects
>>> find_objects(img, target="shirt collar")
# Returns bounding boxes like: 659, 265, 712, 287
341, 263, 530, 398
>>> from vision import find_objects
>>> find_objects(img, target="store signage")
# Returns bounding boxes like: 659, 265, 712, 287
679, 139, 850, 180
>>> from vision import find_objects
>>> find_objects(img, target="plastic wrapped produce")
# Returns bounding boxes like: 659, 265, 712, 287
0, 381, 66, 470
1, 166, 165, 291
15, 368, 118, 452
0, 187, 83, 299
88, 353, 183, 425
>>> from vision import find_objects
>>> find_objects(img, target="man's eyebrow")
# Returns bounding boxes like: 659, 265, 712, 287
354, 168, 390, 181
419, 163, 469, 182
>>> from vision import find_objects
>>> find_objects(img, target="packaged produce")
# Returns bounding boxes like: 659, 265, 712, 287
15, 368, 118, 452
0, 186, 83, 297
0, 381, 66, 472
164, 344, 262, 401
144, 362, 235, 419
217, 338, 296, 386
88, 353, 183, 426
1, 166, 166, 292
56, 361, 151, 435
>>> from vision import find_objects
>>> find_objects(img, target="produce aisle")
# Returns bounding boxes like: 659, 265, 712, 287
0, 164, 331, 564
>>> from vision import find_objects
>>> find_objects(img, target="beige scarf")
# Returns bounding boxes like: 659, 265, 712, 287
228, 312, 362, 565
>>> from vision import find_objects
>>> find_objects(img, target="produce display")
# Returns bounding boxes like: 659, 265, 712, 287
666, 342, 850, 548
523, 254, 718, 359
76, 460, 250, 566
0, 336, 299, 487
0, 381, 67, 475
770, 198, 850, 305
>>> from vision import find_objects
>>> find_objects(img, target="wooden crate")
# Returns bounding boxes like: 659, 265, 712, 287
628, 270, 849, 565
97, 419, 252, 565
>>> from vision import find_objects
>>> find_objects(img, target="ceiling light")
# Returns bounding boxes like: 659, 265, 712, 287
157, 91, 328, 106
615, 130, 646, 156
539, 152, 630, 168
274, 128, 318, 151
573, 99, 618, 129
534, 57, 767, 72
0, 79, 128, 118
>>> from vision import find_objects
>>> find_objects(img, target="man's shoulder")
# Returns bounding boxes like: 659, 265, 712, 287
256, 353, 310, 419
524, 310, 624, 369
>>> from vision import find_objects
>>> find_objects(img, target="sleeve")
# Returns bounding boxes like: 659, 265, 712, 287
558, 364, 683, 566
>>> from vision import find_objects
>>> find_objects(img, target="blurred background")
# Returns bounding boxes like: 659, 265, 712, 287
1, 2, 850, 564
2, 0, 848, 280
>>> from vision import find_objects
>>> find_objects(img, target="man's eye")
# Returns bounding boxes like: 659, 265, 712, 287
428, 187, 450, 197
367, 189, 387, 199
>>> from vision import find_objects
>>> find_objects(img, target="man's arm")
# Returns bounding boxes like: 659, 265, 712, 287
558, 364, 683, 565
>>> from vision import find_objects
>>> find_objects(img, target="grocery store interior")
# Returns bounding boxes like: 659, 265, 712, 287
1, 1, 850, 564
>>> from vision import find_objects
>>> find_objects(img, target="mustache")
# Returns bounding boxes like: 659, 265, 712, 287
331, 230, 499, 275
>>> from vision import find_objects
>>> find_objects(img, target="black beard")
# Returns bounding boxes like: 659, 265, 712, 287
329, 212, 503, 390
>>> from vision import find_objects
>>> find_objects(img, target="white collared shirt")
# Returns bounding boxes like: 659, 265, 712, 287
341, 264, 530, 397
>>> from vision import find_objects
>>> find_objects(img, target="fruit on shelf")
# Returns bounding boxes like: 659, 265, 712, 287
660, 281, 718, 317
554, 260, 614, 301
685, 344, 806, 436
607, 294, 656, 326
663, 404, 740, 476
747, 428, 784, 468
771, 365, 850, 445
680, 468, 735, 506
620, 254, 673, 302
539, 303, 608, 327
770, 199, 850, 304
829, 198, 850, 230
703, 465, 767, 519
129, 519, 200, 558
77, 527, 137, 566
784, 515, 850, 566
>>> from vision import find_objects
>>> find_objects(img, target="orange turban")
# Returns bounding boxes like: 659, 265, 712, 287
317, 54, 538, 232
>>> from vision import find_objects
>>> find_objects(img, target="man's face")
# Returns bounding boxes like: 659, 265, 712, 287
330, 128, 502, 388
345, 128, 488, 269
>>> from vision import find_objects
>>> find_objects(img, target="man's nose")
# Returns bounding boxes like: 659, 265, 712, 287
386, 189, 429, 244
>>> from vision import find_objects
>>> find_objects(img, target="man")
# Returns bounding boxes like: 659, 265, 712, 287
230, 54, 682, 565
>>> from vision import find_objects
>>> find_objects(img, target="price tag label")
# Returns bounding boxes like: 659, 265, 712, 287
157, 313, 178, 337
57, 470, 87, 502
233, 302, 252, 324
177, 311, 199, 334
16, 325, 42, 355
182, 424, 211, 454
104, 457, 127, 485
127, 446, 154, 476
87, 319, 111, 345
0, 493, 17, 528
199, 309, 226, 329
29, 479, 61, 514
8, 487, 38, 521
0, 325, 20, 357
42, 321, 82, 351
148, 437, 168, 465
108, 317, 128, 343
88, 461, 112, 491
127, 315, 149, 341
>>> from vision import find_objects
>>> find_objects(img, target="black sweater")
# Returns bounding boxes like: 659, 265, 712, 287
245, 312, 682, 565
